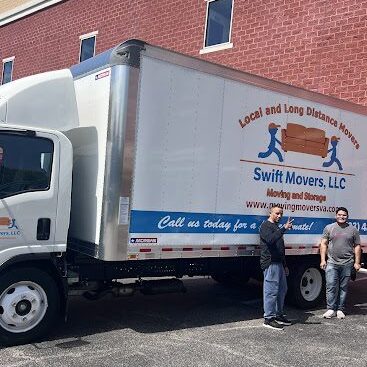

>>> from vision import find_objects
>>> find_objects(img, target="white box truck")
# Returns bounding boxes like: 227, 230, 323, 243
0, 39, 365, 345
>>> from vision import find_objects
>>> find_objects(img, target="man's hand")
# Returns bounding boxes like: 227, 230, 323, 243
284, 218, 293, 230
320, 260, 327, 270
354, 263, 361, 271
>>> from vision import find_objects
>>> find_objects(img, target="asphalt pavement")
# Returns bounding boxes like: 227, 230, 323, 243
0, 273, 366, 367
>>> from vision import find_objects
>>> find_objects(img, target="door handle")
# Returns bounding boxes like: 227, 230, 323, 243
37, 218, 50, 240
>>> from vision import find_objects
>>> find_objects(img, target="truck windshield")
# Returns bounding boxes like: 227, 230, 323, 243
0, 133, 54, 199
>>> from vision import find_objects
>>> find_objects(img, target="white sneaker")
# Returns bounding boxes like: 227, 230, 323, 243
337, 310, 345, 319
323, 309, 336, 318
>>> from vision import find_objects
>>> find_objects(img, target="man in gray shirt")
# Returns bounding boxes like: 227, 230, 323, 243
320, 207, 361, 319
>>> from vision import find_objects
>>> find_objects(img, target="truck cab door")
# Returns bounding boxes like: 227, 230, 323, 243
0, 130, 63, 265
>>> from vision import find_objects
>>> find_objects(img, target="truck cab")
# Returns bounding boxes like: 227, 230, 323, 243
0, 125, 72, 345
0, 69, 75, 345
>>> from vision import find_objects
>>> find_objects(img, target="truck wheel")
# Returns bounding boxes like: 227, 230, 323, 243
287, 264, 325, 309
0, 267, 60, 346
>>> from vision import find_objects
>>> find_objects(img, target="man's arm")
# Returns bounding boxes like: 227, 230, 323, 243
259, 219, 292, 245
353, 228, 361, 271
320, 238, 328, 270
259, 223, 286, 245
354, 244, 361, 271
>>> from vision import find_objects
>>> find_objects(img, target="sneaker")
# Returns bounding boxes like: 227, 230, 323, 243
263, 318, 284, 330
275, 315, 292, 326
323, 309, 336, 318
337, 310, 345, 319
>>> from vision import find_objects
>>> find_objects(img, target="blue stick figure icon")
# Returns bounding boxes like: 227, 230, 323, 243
8, 219, 18, 230
323, 136, 343, 170
258, 123, 284, 162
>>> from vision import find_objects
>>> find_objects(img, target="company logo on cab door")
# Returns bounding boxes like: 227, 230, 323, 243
0, 217, 20, 238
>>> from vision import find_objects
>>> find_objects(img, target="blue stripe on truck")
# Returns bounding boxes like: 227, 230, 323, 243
128, 210, 353, 234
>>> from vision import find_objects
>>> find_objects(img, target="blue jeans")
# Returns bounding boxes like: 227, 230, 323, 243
263, 263, 287, 319
325, 263, 353, 312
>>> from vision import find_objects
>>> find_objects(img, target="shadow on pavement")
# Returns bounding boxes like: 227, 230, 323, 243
6, 274, 364, 349
44, 277, 331, 344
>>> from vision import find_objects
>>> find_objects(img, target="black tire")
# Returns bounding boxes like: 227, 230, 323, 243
0, 267, 60, 346
287, 263, 325, 309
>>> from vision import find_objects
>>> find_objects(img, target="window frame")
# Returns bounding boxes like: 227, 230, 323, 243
1, 56, 15, 85
0, 133, 54, 199
79, 31, 98, 63
200, 0, 234, 55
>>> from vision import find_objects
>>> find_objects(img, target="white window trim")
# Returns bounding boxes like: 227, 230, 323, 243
79, 31, 99, 41
0, 0, 63, 26
2, 56, 15, 84
2, 56, 15, 63
200, 42, 233, 54
200, 0, 234, 54
79, 31, 98, 63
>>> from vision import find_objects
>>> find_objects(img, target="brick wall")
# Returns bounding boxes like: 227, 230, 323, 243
1, 0, 367, 105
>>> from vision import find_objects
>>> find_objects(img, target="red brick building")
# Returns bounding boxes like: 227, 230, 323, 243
1, 0, 367, 105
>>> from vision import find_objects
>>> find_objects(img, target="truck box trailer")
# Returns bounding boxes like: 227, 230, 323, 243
0, 39, 365, 345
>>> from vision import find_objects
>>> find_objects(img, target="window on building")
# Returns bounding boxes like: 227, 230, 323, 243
1, 58, 14, 84
201, 0, 234, 54
79, 31, 98, 62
